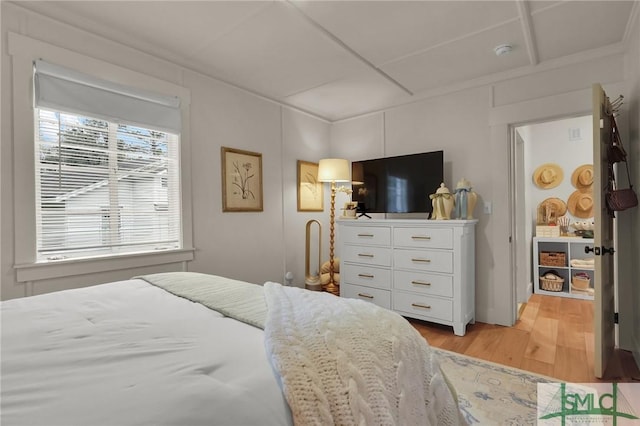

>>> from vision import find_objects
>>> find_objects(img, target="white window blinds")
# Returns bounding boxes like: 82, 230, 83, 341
34, 60, 181, 133
33, 62, 182, 262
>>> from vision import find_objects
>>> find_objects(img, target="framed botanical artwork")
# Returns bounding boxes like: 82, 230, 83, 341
221, 147, 263, 212
297, 160, 324, 212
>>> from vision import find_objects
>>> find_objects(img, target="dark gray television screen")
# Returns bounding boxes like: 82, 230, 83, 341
352, 151, 443, 214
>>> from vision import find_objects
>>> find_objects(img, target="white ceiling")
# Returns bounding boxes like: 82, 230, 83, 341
12, 1, 639, 121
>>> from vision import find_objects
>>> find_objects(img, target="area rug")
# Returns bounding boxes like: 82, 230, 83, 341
434, 348, 555, 425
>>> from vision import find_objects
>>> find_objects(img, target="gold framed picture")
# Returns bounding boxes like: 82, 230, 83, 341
297, 160, 324, 212
221, 147, 263, 212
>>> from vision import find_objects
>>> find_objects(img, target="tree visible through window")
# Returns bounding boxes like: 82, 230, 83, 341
35, 108, 181, 261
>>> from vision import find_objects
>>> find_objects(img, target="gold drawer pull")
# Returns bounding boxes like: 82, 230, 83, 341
358, 253, 374, 258
357, 233, 374, 237
411, 235, 431, 240
411, 258, 431, 263
411, 280, 431, 286
358, 273, 375, 278
358, 293, 374, 299
411, 303, 431, 309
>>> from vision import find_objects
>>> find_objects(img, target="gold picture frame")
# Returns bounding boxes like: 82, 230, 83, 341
297, 160, 324, 212
221, 147, 263, 212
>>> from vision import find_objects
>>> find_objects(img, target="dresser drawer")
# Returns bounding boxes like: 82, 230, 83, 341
343, 264, 391, 290
340, 226, 391, 246
342, 245, 391, 267
393, 270, 453, 298
393, 292, 453, 322
341, 284, 391, 310
393, 248, 453, 273
393, 227, 453, 249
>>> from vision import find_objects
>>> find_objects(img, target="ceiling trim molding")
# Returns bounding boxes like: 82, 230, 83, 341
185, 2, 273, 58
284, 0, 413, 96
528, 1, 564, 16
333, 42, 626, 123
622, 0, 639, 48
516, 0, 539, 66
378, 16, 521, 68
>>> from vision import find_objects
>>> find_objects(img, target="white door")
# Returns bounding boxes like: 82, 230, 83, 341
513, 130, 529, 305
592, 83, 616, 379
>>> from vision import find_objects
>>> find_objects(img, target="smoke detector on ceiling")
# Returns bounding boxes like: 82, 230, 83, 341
494, 44, 513, 56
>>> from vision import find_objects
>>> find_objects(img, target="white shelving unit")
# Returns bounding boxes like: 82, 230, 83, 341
533, 237, 595, 300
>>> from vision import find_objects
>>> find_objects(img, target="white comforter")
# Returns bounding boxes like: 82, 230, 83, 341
0, 279, 292, 426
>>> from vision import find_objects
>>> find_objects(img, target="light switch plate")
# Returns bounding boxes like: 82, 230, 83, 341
484, 201, 492, 215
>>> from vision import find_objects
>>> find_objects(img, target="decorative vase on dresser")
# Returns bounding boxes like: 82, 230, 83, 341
453, 178, 478, 219
338, 219, 477, 336
429, 183, 454, 220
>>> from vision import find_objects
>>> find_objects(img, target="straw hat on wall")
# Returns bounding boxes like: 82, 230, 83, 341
571, 164, 594, 189
533, 163, 564, 189
539, 197, 568, 217
567, 190, 594, 218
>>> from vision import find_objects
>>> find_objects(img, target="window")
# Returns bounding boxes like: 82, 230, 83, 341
33, 60, 182, 262
35, 109, 181, 261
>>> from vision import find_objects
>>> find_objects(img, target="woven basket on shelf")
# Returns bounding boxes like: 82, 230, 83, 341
536, 225, 560, 237
540, 251, 566, 267
572, 273, 591, 290
540, 272, 564, 292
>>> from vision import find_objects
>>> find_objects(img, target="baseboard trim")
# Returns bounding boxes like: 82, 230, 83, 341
633, 335, 640, 378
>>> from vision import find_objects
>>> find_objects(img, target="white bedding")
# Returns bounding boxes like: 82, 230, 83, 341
0, 279, 292, 426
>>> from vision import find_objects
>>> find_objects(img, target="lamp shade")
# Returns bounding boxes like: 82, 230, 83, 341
317, 158, 350, 182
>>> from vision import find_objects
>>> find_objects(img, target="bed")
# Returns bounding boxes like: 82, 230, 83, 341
1, 272, 463, 425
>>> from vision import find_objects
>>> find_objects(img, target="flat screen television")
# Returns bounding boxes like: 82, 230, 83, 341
351, 150, 444, 214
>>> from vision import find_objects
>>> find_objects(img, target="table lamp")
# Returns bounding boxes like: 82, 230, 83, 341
317, 158, 350, 295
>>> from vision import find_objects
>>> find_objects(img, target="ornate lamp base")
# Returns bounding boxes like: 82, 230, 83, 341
323, 282, 340, 296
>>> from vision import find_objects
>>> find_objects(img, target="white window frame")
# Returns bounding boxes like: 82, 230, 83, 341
9, 33, 194, 283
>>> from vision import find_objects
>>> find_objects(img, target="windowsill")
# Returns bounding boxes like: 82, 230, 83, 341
14, 248, 195, 283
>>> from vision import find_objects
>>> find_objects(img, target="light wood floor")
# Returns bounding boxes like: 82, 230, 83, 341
410, 294, 640, 383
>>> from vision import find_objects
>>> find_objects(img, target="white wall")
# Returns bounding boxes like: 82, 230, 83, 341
184, 70, 285, 284
522, 115, 594, 225
1, 3, 330, 299
281, 108, 331, 286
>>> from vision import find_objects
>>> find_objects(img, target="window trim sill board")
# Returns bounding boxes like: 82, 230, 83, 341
14, 248, 195, 283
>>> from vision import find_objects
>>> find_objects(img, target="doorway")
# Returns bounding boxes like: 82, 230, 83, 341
493, 85, 634, 378
512, 115, 594, 311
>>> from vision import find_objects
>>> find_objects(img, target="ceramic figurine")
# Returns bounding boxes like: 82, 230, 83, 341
467, 188, 478, 219
454, 178, 478, 219
430, 183, 454, 220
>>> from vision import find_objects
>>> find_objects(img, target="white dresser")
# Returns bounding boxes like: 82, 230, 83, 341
338, 219, 477, 336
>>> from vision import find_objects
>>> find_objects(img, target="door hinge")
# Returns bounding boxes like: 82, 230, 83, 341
614, 312, 619, 324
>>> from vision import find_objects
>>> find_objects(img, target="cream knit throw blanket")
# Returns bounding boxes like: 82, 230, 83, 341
139, 273, 462, 426
263, 282, 462, 426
